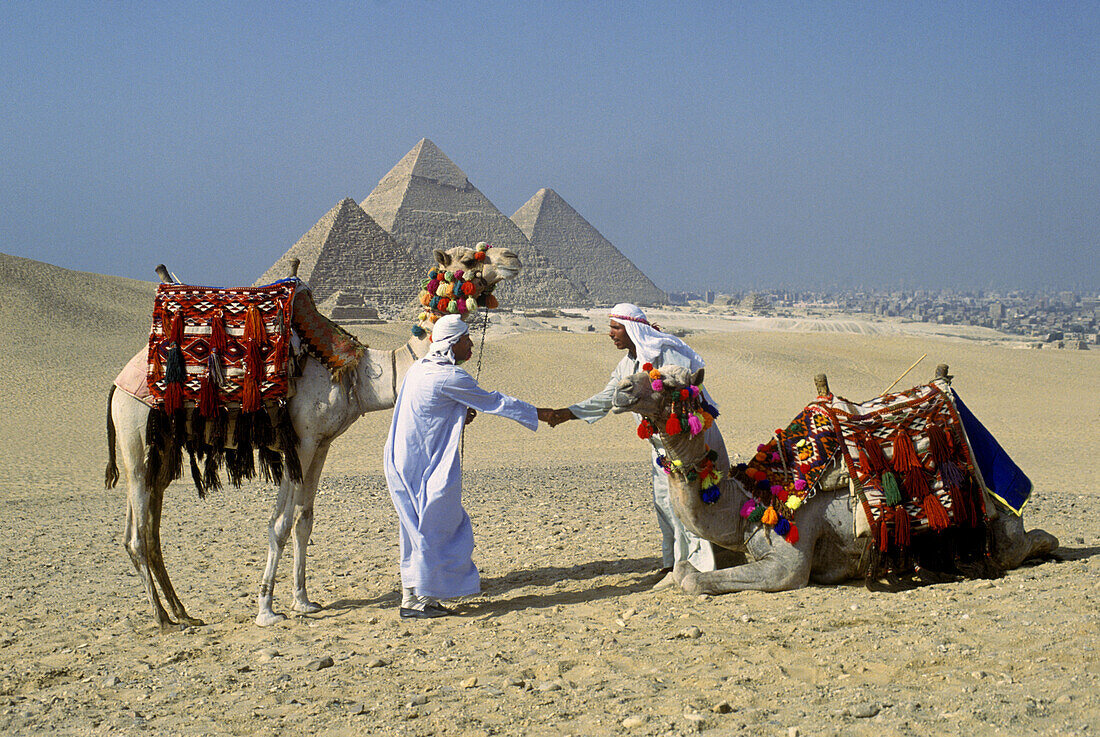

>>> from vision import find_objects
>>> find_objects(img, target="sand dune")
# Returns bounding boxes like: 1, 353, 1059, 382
1, 252, 1097, 735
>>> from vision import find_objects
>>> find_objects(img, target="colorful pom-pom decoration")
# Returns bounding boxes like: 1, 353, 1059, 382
665, 414, 682, 435
793, 478, 807, 491
740, 499, 757, 518
786, 496, 803, 511
785, 524, 800, 544
687, 414, 703, 436
411, 325, 426, 338
652, 379, 664, 392
637, 420, 654, 439
773, 517, 791, 536
642, 363, 654, 372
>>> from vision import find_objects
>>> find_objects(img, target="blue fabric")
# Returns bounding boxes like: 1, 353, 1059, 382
952, 389, 1031, 514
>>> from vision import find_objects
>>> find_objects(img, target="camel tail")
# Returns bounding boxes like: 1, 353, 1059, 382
105, 386, 120, 489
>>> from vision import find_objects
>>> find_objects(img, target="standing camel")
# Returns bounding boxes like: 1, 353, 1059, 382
610, 365, 1058, 596
105, 245, 521, 628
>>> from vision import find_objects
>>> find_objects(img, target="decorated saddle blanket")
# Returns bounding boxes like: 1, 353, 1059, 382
740, 379, 995, 548
146, 279, 298, 412
291, 287, 366, 383
115, 279, 367, 408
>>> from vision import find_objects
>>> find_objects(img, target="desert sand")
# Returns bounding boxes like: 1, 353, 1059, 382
1, 252, 1098, 736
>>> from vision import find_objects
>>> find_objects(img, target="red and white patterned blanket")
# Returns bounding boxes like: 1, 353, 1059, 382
146, 279, 297, 412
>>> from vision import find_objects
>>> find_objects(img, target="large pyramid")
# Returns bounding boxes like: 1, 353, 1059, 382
360, 139, 588, 309
254, 198, 422, 314
511, 188, 666, 306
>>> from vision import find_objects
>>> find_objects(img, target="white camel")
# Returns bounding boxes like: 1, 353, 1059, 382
611, 365, 1059, 595
105, 245, 521, 628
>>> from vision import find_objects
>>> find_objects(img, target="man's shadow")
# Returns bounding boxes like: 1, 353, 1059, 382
324, 555, 663, 617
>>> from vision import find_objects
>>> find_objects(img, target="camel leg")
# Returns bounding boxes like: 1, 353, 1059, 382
290, 442, 330, 614
146, 479, 204, 626
673, 544, 812, 595
256, 439, 319, 626
124, 474, 175, 630
988, 508, 1059, 570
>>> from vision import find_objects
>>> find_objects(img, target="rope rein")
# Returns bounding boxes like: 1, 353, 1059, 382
460, 310, 492, 460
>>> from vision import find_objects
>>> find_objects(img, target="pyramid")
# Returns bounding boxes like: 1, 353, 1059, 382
511, 188, 666, 306
254, 198, 422, 315
360, 139, 588, 309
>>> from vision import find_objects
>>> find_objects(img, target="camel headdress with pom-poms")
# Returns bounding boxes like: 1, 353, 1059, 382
411, 242, 507, 339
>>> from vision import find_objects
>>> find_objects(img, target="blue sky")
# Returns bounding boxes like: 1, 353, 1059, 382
2, 1, 1097, 292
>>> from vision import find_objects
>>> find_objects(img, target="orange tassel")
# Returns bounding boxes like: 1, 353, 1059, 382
921, 493, 951, 531
761, 507, 779, 526
164, 382, 183, 414
241, 374, 261, 413
878, 506, 892, 552
862, 435, 890, 475
902, 468, 932, 502
168, 310, 184, 344
151, 346, 163, 381
894, 504, 911, 547
891, 429, 921, 472
244, 305, 266, 344
197, 374, 217, 418
209, 310, 227, 352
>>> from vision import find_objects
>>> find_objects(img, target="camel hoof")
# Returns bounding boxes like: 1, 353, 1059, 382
292, 600, 323, 615
680, 572, 704, 596
672, 561, 698, 586
178, 615, 205, 627
157, 620, 183, 633
255, 611, 288, 627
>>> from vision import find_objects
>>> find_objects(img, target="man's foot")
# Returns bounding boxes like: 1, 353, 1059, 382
399, 605, 451, 619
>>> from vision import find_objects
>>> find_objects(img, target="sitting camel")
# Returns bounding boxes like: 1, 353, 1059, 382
611, 365, 1058, 596
105, 244, 521, 628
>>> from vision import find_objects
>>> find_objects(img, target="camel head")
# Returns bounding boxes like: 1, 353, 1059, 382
413, 242, 523, 339
612, 364, 705, 424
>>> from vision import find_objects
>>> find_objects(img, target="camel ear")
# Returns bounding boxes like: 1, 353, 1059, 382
691, 368, 705, 387
433, 249, 449, 267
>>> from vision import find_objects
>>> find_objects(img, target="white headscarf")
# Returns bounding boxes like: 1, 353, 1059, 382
608, 303, 705, 370
428, 314, 469, 364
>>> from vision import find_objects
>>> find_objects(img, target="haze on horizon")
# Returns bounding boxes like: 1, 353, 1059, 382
2, 2, 1097, 294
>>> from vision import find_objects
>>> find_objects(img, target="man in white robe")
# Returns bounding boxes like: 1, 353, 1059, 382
548, 303, 728, 586
384, 314, 549, 618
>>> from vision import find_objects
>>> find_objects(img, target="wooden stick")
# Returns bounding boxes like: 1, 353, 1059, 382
881, 354, 927, 395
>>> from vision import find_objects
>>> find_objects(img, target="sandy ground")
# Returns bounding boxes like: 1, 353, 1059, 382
2, 252, 1099, 736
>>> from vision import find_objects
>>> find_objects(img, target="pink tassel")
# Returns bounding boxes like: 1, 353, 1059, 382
739, 499, 757, 518
687, 414, 703, 436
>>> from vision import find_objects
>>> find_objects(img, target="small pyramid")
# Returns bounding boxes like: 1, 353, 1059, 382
255, 198, 422, 315
512, 188, 666, 306
361, 139, 589, 308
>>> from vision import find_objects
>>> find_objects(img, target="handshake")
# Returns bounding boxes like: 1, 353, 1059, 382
535, 407, 576, 428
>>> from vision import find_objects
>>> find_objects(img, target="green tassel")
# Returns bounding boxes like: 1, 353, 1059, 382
881, 471, 903, 506
748, 506, 766, 524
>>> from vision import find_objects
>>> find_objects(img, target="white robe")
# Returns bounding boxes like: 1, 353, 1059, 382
384, 354, 539, 599
569, 347, 726, 571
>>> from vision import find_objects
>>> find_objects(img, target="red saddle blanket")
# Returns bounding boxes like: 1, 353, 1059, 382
742, 379, 984, 549
146, 279, 298, 411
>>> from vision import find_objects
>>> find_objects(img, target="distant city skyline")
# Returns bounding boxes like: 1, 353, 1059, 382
2, 2, 1097, 292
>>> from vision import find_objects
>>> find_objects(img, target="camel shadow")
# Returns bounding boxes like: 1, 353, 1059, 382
320, 555, 663, 620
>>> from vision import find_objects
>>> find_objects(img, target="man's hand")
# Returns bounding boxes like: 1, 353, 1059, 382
536, 407, 557, 425
548, 408, 577, 428
465, 408, 477, 426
